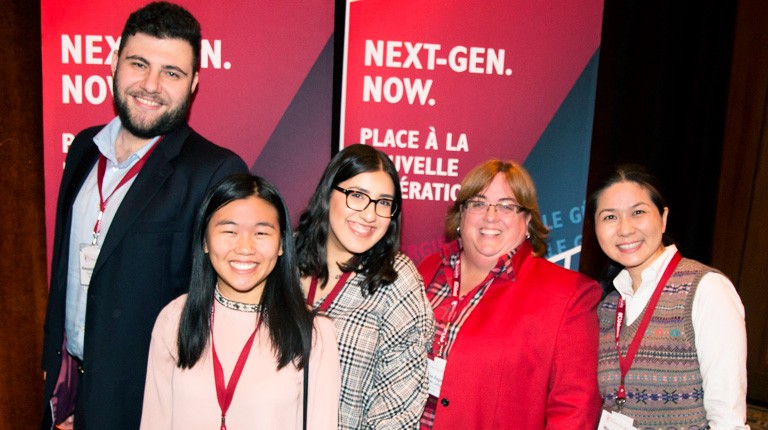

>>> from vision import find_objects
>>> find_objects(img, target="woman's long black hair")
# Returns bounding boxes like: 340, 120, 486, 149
176, 173, 313, 370
295, 144, 402, 296
588, 163, 673, 298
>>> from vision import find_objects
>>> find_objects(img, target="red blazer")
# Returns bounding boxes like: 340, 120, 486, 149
419, 241, 602, 429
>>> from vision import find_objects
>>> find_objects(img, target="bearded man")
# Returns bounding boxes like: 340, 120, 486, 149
40, 3, 247, 429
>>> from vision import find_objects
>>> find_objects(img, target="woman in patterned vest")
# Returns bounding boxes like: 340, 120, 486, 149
589, 164, 748, 429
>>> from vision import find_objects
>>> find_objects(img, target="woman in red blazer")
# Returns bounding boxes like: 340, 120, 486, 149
418, 159, 602, 429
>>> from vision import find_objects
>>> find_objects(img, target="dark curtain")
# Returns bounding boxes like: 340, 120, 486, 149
581, 2, 738, 280
0, 0, 47, 426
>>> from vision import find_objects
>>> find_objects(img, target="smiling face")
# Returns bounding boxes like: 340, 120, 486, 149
460, 173, 531, 270
326, 170, 394, 265
594, 181, 668, 284
111, 33, 199, 139
205, 196, 283, 304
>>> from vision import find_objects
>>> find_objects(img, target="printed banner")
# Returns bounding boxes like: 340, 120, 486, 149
340, 0, 604, 268
41, 0, 334, 261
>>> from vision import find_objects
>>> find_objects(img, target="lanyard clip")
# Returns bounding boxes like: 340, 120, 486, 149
615, 397, 625, 412
615, 384, 627, 412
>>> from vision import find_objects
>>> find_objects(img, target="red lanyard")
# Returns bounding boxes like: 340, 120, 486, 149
211, 302, 262, 430
306, 272, 351, 313
614, 251, 682, 407
91, 141, 159, 244
433, 257, 489, 357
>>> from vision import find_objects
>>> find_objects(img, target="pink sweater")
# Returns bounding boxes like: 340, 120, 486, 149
140, 295, 340, 429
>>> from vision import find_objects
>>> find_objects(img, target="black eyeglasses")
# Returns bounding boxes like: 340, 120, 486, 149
333, 186, 398, 218
463, 199, 526, 215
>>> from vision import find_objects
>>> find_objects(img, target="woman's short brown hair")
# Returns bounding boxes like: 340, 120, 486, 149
445, 159, 549, 257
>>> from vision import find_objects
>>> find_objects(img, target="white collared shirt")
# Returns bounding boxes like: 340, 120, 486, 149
613, 245, 749, 430
65, 117, 159, 359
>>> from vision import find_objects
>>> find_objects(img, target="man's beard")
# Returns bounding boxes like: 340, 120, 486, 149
113, 76, 192, 139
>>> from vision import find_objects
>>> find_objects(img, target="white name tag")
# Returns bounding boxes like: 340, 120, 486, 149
427, 357, 447, 397
79, 244, 100, 287
597, 409, 637, 430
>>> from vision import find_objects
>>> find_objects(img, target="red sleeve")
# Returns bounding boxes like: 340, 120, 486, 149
417, 252, 443, 289
546, 274, 603, 429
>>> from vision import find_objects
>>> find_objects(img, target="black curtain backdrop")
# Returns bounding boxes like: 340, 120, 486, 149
581, 1, 738, 280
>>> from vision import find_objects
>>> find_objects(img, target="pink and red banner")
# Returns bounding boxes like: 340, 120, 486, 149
42, 0, 603, 271
41, 1, 335, 262
340, 0, 604, 266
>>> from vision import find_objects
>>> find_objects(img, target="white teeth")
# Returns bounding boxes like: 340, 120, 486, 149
230, 261, 257, 270
349, 222, 372, 234
136, 97, 161, 107
479, 228, 501, 236
618, 242, 639, 250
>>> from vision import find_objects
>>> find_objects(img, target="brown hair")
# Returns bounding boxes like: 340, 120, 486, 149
446, 159, 549, 257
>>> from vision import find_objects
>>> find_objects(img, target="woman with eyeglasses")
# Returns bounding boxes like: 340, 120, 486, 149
295, 144, 434, 429
418, 159, 602, 429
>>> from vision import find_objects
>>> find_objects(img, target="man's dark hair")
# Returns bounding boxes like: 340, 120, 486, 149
118, 1, 202, 72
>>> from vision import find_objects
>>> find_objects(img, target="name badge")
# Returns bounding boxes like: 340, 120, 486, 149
597, 409, 636, 430
79, 244, 99, 287
427, 357, 447, 397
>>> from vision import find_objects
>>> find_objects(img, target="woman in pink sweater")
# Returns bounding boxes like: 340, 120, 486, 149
141, 174, 340, 429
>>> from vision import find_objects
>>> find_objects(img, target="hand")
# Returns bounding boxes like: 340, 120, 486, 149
55, 415, 74, 430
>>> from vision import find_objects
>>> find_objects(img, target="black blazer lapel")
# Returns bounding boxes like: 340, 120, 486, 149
51, 133, 101, 285
90, 125, 190, 277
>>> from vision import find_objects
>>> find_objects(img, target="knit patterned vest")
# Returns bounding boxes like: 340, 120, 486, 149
597, 258, 715, 430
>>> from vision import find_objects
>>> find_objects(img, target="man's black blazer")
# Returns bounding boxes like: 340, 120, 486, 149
41, 123, 248, 429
